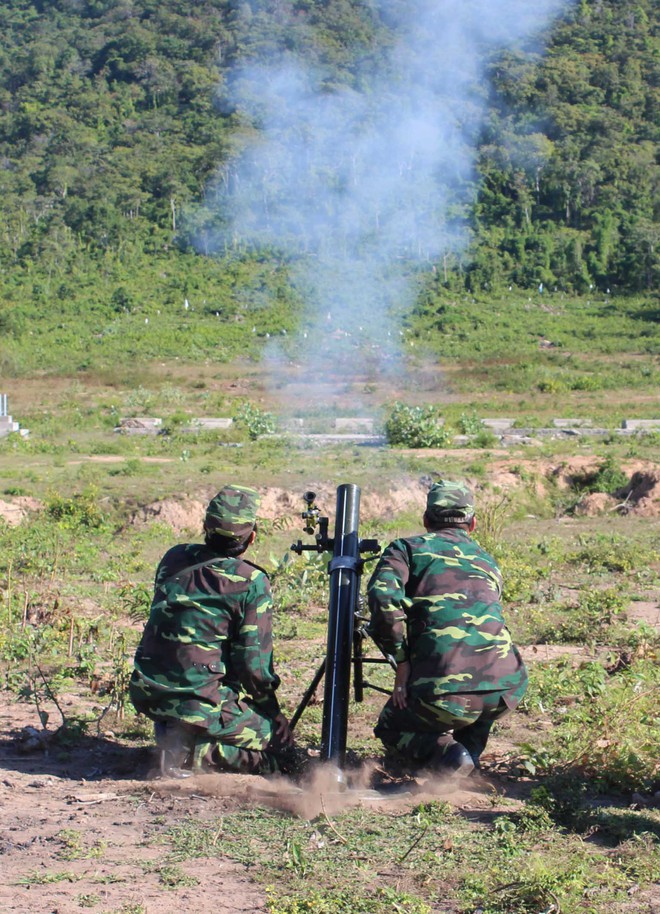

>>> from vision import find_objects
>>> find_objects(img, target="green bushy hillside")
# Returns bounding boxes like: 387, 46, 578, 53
0, 0, 657, 374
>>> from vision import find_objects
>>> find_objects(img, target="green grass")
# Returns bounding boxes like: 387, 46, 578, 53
0, 349, 658, 914
153, 796, 660, 914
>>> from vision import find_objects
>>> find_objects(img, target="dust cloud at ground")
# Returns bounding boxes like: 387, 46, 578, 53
163, 760, 505, 821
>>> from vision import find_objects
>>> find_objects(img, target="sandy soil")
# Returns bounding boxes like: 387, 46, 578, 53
119, 459, 660, 536
1, 596, 658, 914
0, 697, 528, 914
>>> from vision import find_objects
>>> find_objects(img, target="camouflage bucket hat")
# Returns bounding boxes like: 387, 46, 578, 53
426, 479, 475, 523
205, 485, 261, 541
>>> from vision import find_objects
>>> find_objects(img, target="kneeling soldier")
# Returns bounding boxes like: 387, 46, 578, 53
368, 479, 527, 775
130, 485, 293, 776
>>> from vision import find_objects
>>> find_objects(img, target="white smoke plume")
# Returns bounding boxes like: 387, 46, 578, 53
204, 0, 571, 384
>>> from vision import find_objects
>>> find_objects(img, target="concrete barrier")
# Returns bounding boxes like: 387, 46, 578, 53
190, 418, 233, 430
482, 418, 515, 432
334, 418, 375, 433
116, 417, 163, 435
0, 415, 22, 438
553, 418, 593, 428
621, 419, 660, 430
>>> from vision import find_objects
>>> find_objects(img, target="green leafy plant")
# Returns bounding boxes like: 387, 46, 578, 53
45, 488, 106, 529
536, 586, 628, 644
581, 456, 629, 495
383, 402, 450, 448
568, 534, 656, 573
119, 582, 152, 622
233, 402, 277, 440
458, 409, 485, 435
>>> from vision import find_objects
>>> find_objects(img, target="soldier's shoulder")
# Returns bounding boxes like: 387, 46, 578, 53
392, 532, 434, 552
471, 540, 500, 567
239, 558, 270, 580
384, 533, 422, 551
195, 554, 267, 583
156, 542, 200, 575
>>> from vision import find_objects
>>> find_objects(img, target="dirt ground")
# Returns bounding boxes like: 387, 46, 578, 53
2, 602, 659, 913
1, 495, 658, 913
0, 696, 533, 914
0, 392, 658, 912
4, 606, 659, 914
115, 458, 660, 534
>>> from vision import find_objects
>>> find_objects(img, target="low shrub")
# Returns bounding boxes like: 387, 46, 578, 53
384, 402, 450, 448
233, 402, 277, 440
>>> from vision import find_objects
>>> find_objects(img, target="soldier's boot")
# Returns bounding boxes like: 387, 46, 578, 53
154, 720, 194, 779
430, 739, 475, 777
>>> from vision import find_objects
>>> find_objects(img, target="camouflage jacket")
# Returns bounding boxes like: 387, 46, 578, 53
367, 529, 527, 707
130, 543, 281, 724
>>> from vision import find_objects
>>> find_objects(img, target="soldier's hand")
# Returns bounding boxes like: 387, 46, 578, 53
274, 712, 294, 746
392, 660, 410, 709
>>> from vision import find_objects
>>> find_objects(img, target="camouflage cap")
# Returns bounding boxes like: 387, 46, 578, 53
426, 479, 475, 523
204, 485, 260, 541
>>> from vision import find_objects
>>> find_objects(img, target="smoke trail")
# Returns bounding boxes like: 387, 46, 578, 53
204, 0, 570, 382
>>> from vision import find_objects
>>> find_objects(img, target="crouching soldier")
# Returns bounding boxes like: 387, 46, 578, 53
130, 485, 294, 776
368, 479, 528, 775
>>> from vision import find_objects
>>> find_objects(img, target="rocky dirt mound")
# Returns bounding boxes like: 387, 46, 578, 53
0, 496, 43, 526
128, 497, 207, 534
489, 458, 660, 516
573, 492, 617, 516
127, 459, 660, 534
570, 464, 660, 516
622, 467, 660, 516
259, 482, 429, 522
129, 482, 431, 533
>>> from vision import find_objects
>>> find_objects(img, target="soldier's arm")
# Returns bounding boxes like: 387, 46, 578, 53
233, 572, 281, 718
367, 540, 410, 662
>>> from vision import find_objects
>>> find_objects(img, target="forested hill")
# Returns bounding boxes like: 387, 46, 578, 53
0, 0, 657, 372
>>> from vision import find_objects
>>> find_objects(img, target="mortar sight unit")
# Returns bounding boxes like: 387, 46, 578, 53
290, 484, 395, 774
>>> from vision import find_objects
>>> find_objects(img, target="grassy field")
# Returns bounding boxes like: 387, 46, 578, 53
0, 305, 658, 914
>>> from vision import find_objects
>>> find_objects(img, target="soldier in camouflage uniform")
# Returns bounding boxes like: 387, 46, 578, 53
368, 480, 527, 774
129, 485, 294, 776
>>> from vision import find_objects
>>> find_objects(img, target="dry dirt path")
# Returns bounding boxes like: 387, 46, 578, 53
0, 704, 269, 914
0, 698, 527, 914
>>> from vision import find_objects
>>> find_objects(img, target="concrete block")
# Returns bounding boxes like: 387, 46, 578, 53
190, 418, 233, 430
116, 417, 162, 435
501, 435, 543, 447
334, 418, 375, 433
552, 418, 593, 428
0, 415, 20, 438
0, 416, 19, 430
621, 419, 660, 430
119, 417, 162, 428
290, 433, 385, 446
482, 418, 515, 432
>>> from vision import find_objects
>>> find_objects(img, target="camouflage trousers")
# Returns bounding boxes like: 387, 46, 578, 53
375, 690, 513, 767
152, 696, 291, 775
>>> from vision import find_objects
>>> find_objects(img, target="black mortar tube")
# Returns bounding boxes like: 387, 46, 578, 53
320, 483, 361, 768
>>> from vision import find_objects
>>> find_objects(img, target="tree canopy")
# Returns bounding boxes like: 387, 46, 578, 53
0, 0, 657, 372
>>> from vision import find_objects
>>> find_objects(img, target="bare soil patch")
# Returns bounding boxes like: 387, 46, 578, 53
124, 458, 660, 535
127, 481, 433, 534
0, 697, 523, 914
0, 496, 43, 526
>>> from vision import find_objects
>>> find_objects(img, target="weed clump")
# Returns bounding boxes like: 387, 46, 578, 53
521, 658, 660, 792
233, 401, 277, 440
383, 402, 450, 448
